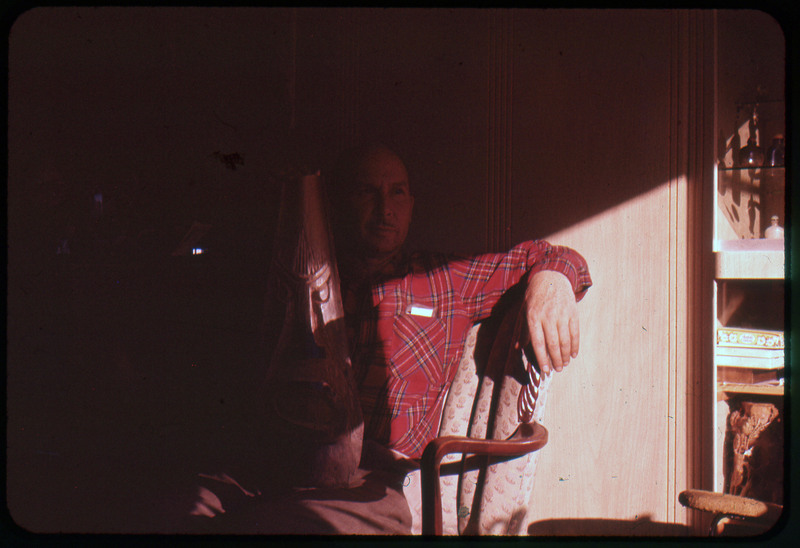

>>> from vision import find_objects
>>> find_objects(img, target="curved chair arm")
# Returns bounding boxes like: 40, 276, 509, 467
420, 421, 548, 535
678, 489, 783, 535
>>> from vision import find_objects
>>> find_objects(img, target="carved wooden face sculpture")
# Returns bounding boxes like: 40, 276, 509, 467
265, 173, 363, 488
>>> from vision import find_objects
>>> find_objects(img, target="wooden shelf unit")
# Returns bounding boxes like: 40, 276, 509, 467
712, 163, 785, 497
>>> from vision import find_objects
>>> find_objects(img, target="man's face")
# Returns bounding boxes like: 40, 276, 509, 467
346, 149, 414, 260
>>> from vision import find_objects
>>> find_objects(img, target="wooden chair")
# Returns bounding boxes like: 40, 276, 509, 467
678, 489, 783, 536
404, 295, 551, 535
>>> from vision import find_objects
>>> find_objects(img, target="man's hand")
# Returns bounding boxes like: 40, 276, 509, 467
524, 270, 579, 375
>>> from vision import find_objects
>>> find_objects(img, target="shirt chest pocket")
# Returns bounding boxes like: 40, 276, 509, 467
391, 304, 448, 385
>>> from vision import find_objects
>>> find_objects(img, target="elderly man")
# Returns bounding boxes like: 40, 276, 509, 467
188, 144, 591, 534
331, 144, 590, 457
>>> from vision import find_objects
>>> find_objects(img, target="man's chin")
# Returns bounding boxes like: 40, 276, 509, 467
364, 242, 402, 261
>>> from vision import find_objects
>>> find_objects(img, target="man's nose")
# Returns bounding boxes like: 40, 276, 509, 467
377, 191, 394, 219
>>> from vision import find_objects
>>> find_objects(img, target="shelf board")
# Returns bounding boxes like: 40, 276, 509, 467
717, 166, 785, 172
717, 382, 784, 399
714, 240, 784, 279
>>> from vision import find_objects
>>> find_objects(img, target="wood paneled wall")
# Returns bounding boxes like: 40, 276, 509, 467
510, 11, 715, 534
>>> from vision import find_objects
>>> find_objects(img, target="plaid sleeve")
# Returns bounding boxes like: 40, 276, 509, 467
451, 240, 592, 321
523, 240, 592, 300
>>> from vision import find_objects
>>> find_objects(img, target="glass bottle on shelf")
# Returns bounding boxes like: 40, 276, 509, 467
766, 134, 785, 167
765, 215, 784, 239
738, 105, 765, 167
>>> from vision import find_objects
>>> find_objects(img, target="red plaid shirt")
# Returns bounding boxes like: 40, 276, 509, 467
343, 240, 591, 458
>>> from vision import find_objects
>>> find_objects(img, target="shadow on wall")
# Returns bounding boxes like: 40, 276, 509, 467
527, 514, 689, 536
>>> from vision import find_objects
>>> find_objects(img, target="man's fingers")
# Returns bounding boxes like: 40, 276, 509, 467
529, 321, 551, 375
569, 314, 580, 358
557, 319, 573, 368
530, 314, 580, 374
542, 320, 565, 372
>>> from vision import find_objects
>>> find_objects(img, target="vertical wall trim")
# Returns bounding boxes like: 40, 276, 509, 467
487, 10, 514, 252
289, 8, 297, 132
689, 8, 717, 530
666, 10, 685, 526
339, 10, 360, 148
667, 9, 716, 533
683, 9, 717, 533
